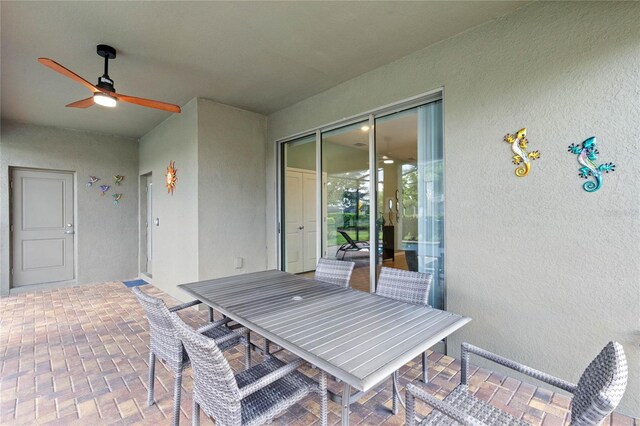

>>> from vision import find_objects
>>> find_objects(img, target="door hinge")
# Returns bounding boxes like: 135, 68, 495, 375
10, 225, 14, 232
10, 180, 14, 189
278, 223, 281, 233
11, 268, 14, 275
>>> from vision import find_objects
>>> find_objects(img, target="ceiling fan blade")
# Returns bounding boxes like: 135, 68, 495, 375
38, 58, 99, 93
66, 97, 95, 108
115, 93, 181, 113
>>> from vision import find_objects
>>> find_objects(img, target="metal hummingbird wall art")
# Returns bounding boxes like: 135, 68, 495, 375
568, 136, 615, 193
86, 176, 100, 187
113, 175, 125, 185
112, 193, 122, 205
99, 185, 110, 196
503, 128, 540, 177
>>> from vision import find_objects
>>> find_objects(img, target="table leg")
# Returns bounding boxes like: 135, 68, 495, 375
392, 372, 398, 415
422, 351, 428, 383
341, 383, 351, 426
264, 338, 270, 356
208, 307, 214, 322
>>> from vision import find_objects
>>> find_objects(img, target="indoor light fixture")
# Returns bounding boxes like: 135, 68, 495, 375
93, 92, 117, 107
383, 159, 394, 164
361, 125, 369, 132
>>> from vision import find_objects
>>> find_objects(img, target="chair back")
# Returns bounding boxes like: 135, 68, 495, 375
338, 230, 357, 246
570, 342, 627, 426
315, 258, 355, 288
375, 267, 432, 306
132, 287, 184, 372
170, 313, 242, 425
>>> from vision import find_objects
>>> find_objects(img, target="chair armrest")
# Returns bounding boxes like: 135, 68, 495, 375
214, 327, 249, 346
461, 343, 577, 393
196, 317, 232, 334
169, 300, 201, 312
239, 358, 306, 399
405, 383, 488, 426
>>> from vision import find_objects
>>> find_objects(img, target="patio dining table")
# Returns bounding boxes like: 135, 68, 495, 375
179, 269, 471, 425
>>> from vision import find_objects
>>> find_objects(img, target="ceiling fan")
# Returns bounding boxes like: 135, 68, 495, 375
38, 44, 181, 113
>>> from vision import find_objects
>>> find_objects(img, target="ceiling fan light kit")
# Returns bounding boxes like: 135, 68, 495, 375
38, 44, 181, 113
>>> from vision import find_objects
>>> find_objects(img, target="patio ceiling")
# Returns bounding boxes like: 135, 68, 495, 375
1, 1, 528, 138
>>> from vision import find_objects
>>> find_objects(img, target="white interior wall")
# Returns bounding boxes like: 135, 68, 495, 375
266, 2, 640, 415
0, 120, 139, 295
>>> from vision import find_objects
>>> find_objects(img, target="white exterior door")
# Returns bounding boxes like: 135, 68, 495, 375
146, 180, 153, 275
11, 169, 74, 287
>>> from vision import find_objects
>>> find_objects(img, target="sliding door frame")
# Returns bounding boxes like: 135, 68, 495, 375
276, 87, 444, 296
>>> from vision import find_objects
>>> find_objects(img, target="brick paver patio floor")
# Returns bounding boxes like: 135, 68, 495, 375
0, 282, 636, 425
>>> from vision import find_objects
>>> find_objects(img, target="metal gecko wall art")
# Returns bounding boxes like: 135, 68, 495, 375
568, 136, 615, 192
503, 128, 540, 177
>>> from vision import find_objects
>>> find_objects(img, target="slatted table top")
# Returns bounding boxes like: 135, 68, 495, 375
179, 269, 471, 392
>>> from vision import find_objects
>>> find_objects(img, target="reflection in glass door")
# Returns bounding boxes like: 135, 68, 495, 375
321, 122, 371, 291
374, 100, 444, 309
281, 135, 317, 274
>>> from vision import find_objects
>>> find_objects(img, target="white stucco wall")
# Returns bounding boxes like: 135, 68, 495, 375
0, 120, 139, 295
138, 99, 199, 301
266, 2, 640, 415
138, 98, 268, 300
197, 98, 268, 280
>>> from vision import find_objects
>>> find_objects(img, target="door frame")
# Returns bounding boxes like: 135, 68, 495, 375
276, 87, 444, 296
8, 166, 78, 290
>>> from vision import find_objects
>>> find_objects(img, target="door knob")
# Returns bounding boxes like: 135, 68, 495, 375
298, 225, 305, 230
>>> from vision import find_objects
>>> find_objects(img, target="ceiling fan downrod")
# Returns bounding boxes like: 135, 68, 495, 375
96, 44, 116, 93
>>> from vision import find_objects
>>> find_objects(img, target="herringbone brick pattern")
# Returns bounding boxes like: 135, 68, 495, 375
0, 282, 636, 425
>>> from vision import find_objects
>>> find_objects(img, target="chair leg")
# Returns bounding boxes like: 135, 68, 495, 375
147, 352, 156, 407
173, 371, 183, 426
391, 372, 399, 415
264, 338, 270, 357
422, 351, 428, 383
192, 399, 200, 426
319, 370, 328, 426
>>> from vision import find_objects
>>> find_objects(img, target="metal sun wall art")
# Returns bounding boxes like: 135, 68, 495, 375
113, 175, 125, 185
503, 128, 540, 177
568, 136, 615, 193
99, 185, 110, 196
166, 161, 177, 195
86, 176, 100, 187
112, 193, 122, 205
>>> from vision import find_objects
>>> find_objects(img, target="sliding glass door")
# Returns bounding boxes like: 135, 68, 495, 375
374, 100, 444, 308
321, 121, 371, 291
278, 93, 444, 308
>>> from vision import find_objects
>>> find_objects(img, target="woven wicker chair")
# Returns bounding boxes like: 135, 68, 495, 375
315, 258, 355, 288
375, 267, 433, 413
132, 287, 250, 426
169, 312, 328, 426
406, 341, 628, 426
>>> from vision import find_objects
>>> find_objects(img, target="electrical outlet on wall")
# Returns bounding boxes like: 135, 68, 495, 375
234, 257, 243, 269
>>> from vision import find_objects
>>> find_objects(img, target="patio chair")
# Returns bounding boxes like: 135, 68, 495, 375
375, 267, 433, 413
336, 229, 370, 260
406, 341, 628, 426
132, 287, 250, 426
169, 312, 328, 426
315, 258, 355, 288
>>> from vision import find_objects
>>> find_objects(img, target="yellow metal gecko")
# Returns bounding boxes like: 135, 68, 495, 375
503, 128, 540, 177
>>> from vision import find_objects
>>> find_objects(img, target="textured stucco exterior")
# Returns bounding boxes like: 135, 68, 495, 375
0, 120, 139, 295
266, 2, 640, 415
138, 98, 268, 301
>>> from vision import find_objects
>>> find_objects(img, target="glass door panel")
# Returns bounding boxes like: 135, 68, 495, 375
281, 135, 317, 274
374, 100, 444, 309
321, 121, 370, 291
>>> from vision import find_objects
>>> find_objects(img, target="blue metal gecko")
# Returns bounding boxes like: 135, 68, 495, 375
568, 137, 615, 193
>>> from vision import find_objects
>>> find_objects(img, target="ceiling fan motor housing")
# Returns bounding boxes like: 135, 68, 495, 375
96, 44, 116, 93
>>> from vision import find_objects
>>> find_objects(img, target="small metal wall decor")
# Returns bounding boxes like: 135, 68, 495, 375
568, 136, 615, 193
113, 175, 125, 185
166, 160, 177, 195
112, 193, 122, 205
86, 176, 100, 187
99, 185, 110, 196
503, 128, 540, 177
